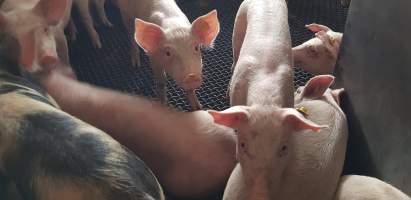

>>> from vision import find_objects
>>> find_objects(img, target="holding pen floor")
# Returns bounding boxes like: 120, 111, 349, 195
68, 0, 348, 199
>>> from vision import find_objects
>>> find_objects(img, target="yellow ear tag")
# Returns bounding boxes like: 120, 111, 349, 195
296, 107, 309, 117
329, 36, 336, 46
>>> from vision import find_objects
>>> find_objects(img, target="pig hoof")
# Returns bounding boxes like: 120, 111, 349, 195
131, 55, 141, 67
103, 19, 114, 27
69, 32, 77, 42
191, 102, 203, 111
92, 39, 103, 49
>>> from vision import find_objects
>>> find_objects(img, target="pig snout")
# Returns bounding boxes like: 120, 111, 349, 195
182, 73, 203, 90
38, 31, 59, 68
40, 53, 59, 68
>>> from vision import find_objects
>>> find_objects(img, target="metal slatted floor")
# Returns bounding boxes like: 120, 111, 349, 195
68, 0, 348, 199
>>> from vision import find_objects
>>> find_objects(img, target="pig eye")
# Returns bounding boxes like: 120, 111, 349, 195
194, 45, 199, 52
165, 51, 171, 57
307, 46, 318, 58
279, 145, 288, 157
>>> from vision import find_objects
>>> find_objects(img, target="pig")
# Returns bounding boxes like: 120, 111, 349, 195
229, 0, 293, 108
38, 67, 237, 198
281, 74, 348, 200
114, 0, 220, 110
0, 29, 165, 200
292, 23, 343, 75
341, 0, 351, 7
211, 75, 347, 200
335, 175, 411, 200
0, 0, 76, 78
72, 0, 113, 48
208, 105, 326, 200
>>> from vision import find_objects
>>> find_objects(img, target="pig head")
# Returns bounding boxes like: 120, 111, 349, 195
294, 74, 345, 108
292, 24, 343, 75
0, 0, 74, 77
208, 105, 325, 200
134, 10, 220, 91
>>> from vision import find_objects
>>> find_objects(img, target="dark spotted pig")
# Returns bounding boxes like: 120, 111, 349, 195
0, 31, 164, 200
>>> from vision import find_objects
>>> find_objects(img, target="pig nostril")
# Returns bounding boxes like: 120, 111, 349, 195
40, 56, 58, 67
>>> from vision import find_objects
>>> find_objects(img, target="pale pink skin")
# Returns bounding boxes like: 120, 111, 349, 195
209, 105, 326, 200
114, 0, 220, 110
335, 175, 411, 200
279, 75, 348, 200
292, 23, 343, 75
0, 0, 75, 78
72, 0, 113, 49
222, 0, 293, 200
39, 69, 237, 198
229, 0, 294, 108
211, 75, 346, 200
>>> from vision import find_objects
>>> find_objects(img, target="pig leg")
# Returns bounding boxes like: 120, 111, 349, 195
76, 0, 102, 48
93, 0, 113, 27
130, 36, 141, 67
153, 67, 167, 105
55, 29, 77, 79
67, 19, 78, 42
118, 11, 141, 66
55, 28, 70, 65
186, 90, 202, 110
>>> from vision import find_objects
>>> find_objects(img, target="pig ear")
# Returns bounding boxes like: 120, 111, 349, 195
34, 0, 68, 26
134, 18, 164, 53
316, 31, 339, 59
191, 10, 220, 45
331, 88, 345, 106
207, 106, 250, 129
18, 32, 37, 71
283, 108, 327, 132
305, 23, 331, 33
301, 75, 335, 99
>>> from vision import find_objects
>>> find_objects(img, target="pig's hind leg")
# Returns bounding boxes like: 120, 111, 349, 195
67, 19, 78, 42
119, 12, 141, 67
75, 0, 103, 48
93, 0, 113, 27
186, 90, 202, 110
153, 68, 167, 105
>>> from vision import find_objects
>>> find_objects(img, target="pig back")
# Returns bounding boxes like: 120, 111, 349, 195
0, 72, 164, 200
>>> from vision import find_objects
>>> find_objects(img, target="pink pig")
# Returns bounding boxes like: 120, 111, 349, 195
39, 68, 237, 198
292, 23, 343, 75
208, 105, 325, 200
229, 0, 293, 108
210, 75, 347, 200
0, 0, 75, 78
114, 0, 220, 110
279, 75, 347, 200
